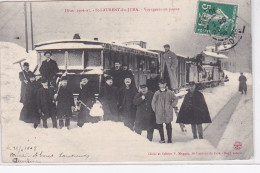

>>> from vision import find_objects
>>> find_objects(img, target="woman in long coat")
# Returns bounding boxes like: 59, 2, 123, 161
133, 85, 156, 141
176, 82, 211, 139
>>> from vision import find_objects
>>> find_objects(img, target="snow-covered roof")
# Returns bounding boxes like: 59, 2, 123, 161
35, 39, 158, 56
35, 43, 103, 51
202, 51, 228, 59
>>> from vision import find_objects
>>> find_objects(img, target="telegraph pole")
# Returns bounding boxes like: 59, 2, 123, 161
24, 2, 28, 53
30, 2, 34, 50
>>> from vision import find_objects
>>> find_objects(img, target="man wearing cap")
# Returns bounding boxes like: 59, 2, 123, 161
19, 62, 34, 104
39, 51, 59, 86
54, 76, 75, 129
161, 44, 178, 90
152, 79, 178, 143
176, 82, 211, 139
101, 76, 119, 121
118, 74, 138, 130
133, 84, 156, 141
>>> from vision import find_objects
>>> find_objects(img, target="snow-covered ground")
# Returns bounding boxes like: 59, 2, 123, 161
0, 42, 253, 163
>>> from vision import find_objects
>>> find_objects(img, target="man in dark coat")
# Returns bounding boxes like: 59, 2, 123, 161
19, 62, 34, 103
133, 84, 156, 141
77, 77, 96, 127
239, 72, 247, 94
101, 76, 119, 121
152, 79, 178, 143
54, 76, 75, 129
36, 78, 57, 128
147, 74, 160, 93
118, 74, 138, 130
107, 61, 123, 88
20, 73, 41, 124
176, 82, 211, 139
39, 51, 59, 86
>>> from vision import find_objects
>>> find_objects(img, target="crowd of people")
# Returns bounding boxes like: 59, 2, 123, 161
19, 46, 213, 143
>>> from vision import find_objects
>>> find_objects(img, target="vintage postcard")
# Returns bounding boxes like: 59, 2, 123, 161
0, 0, 253, 163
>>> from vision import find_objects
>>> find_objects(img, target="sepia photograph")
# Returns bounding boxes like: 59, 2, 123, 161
0, 0, 253, 163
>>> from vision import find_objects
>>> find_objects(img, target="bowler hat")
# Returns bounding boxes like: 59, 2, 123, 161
163, 44, 170, 48
159, 79, 166, 84
23, 62, 29, 67
44, 51, 52, 56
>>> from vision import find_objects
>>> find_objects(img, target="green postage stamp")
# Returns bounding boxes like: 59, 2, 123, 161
195, 1, 238, 37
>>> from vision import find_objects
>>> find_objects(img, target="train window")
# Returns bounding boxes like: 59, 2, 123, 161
103, 52, 110, 70
128, 54, 134, 70
84, 50, 101, 67
68, 50, 83, 68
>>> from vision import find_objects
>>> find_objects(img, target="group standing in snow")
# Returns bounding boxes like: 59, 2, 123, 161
19, 46, 213, 143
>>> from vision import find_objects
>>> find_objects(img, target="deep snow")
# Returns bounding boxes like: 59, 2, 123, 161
0, 42, 253, 163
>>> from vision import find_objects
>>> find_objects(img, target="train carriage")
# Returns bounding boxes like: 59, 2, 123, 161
34, 39, 159, 97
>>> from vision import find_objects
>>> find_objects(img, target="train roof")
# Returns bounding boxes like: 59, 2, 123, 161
148, 49, 188, 59
202, 50, 228, 59
34, 39, 158, 57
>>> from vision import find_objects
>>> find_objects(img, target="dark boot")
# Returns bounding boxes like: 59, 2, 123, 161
59, 120, 64, 129
147, 129, 154, 141
166, 123, 172, 143
191, 124, 198, 139
197, 124, 203, 139
157, 124, 165, 142
43, 119, 48, 128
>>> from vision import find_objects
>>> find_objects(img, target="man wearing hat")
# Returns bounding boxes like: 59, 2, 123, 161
101, 75, 119, 121
54, 76, 75, 129
133, 84, 156, 141
161, 44, 178, 90
152, 79, 178, 143
36, 77, 57, 128
118, 73, 138, 130
19, 62, 34, 104
77, 76, 96, 127
176, 82, 211, 139
239, 72, 247, 94
39, 51, 59, 86
120, 63, 136, 88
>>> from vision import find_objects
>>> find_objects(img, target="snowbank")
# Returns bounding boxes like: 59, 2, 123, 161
0, 42, 252, 163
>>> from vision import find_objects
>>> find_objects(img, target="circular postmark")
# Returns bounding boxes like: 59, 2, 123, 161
233, 141, 242, 150
206, 15, 246, 52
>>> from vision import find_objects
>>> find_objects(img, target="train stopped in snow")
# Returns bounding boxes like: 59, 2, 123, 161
34, 39, 227, 101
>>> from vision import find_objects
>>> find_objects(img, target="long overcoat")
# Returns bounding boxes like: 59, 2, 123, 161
151, 89, 178, 124
133, 91, 156, 130
176, 90, 211, 124
19, 70, 34, 103
19, 81, 41, 123
56, 87, 75, 119
36, 87, 57, 119
101, 84, 119, 121
118, 85, 138, 122
161, 50, 178, 89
